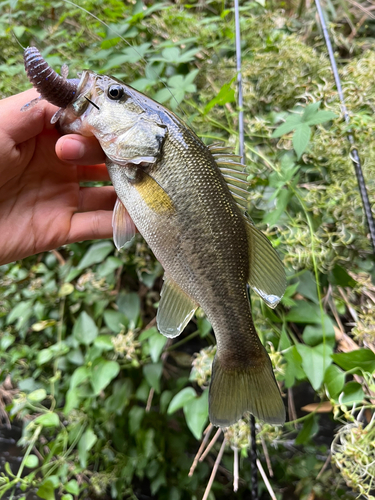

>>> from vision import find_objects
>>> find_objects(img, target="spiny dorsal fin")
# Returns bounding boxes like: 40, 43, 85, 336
156, 275, 198, 338
245, 219, 286, 308
209, 145, 250, 213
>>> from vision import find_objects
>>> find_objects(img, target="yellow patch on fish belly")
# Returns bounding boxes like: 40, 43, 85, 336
135, 172, 175, 215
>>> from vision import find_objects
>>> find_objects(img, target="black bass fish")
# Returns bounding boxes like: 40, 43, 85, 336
23, 47, 286, 427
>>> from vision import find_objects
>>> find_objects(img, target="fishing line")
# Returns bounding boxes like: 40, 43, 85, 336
60, 0, 186, 117
314, 0, 375, 256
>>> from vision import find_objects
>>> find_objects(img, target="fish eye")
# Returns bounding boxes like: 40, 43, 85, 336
108, 85, 124, 100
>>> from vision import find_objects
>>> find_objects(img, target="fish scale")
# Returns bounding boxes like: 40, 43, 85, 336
23, 49, 287, 427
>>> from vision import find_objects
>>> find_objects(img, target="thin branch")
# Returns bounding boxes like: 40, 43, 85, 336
189, 424, 213, 476
256, 459, 277, 500
200, 428, 222, 462
202, 437, 227, 500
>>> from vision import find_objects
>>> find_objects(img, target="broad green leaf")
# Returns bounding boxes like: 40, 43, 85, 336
271, 115, 303, 137
78, 428, 97, 468
324, 365, 345, 398
63, 389, 80, 414
295, 414, 319, 444
302, 316, 335, 347
105, 379, 133, 413
204, 77, 236, 114
1, 333, 15, 351
283, 346, 305, 388
27, 389, 47, 403
339, 382, 365, 405
77, 241, 114, 270
293, 123, 311, 159
103, 309, 127, 333
117, 292, 140, 327
183, 389, 209, 439
143, 363, 163, 393
330, 265, 357, 288
296, 343, 333, 390
70, 366, 90, 390
94, 335, 114, 351
285, 300, 321, 324
167, 387, 197, 414
65, 479, 79, 495
91, 359, 120, 395
297, 271, 319, 304
301, 101, 321, 122
149, 334, 167, 363
305, 110, 337, 126
34, 412, 59, 428
62, 496, 73, 500
37, 479, 56, 500
73, 311, 98, 346
6, 300, 33, 325
128, 406, 144, 435
331, 349, 375, 374
262, 189, 292, 226
24, 454, 39, 468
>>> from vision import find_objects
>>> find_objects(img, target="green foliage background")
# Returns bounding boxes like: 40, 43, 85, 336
1, 1, 375, 499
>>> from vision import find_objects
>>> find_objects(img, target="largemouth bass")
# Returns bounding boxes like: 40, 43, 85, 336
23, 47, 286, 427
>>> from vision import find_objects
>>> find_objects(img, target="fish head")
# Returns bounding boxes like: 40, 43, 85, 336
58, 70, 167, 166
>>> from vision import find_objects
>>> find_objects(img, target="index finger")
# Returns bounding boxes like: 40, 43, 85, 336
0, 89, 58, 144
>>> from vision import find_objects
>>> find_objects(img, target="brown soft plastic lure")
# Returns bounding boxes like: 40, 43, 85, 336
23, 47, 286, 427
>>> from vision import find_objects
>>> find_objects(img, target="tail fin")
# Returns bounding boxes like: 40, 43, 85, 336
208, 352, 285, 427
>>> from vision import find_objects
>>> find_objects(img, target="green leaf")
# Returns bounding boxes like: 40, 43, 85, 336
183, 389, 209, 439
330, 264, 357, 288
91, 359, 120, 395
262, 188, 292, 226
302, 316, 335, 347
285, 300, 322, 324
24, 454, 39, 468
70, 366, 90, 390
34, 412, 59, 428
293, 123, 311, 159
143, 363, 163, 393
271, 115, 302, 137
77, 241, 114, 270
297, 271, 319, 304
331, 349, 375, 374
301, 101, 321, 122
73, 311, 98, 346
0, 333, 15, 351
149, 334, 167, 363
340, 382, 365, 405
103, 309, 127, 333
65, 479, 79, 495
283, 346, 305, 388
94, 335, 114, 351
296, 343, 333, 390
37, 479, 56, 500
78, 428, 97, 468
295, 415, 319, 445
62, 495, 73, 500
117, 292, 140, 328
27, 389, 47, 403
204, 77, 236, 114
6, 300, 33, 325
167, 387, 197, 414
324, 365, 345, 398
305, 110, 337, 126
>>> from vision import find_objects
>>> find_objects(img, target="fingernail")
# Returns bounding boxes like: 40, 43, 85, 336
60, 138, 85, 160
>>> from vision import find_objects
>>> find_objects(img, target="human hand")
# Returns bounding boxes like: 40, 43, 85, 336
0, 89, 116, 265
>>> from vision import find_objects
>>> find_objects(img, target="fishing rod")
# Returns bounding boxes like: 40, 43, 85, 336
314, 0, 375, 256
234, 0, 258, 496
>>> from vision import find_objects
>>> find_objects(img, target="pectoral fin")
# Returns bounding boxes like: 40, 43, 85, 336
245, 219, 286, 308
135, 172, 175, 216
157, 275, 198, 338
112, 198, 137, 249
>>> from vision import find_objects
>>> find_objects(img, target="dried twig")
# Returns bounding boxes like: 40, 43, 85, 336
202, 437, 227, 500
189, 424, 213, 477
199, 428, 222, 462
256, 459, 277, 500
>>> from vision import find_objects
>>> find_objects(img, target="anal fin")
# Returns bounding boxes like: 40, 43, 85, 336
157, 276, 198, 338
245, 219, 286, 308
112, 198, 137, 250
